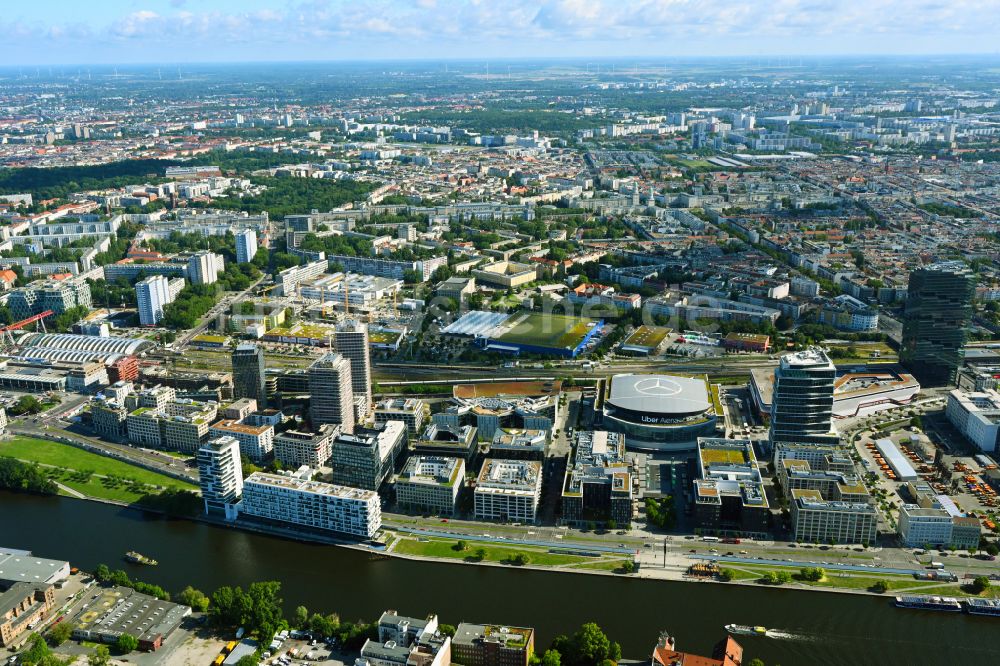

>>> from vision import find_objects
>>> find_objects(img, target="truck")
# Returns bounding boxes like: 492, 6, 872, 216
929, 561, 945, 569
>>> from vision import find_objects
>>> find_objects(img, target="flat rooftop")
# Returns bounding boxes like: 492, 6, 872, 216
245, 472, 377, 501
607, 373, 710, 416
0, 548, 69, 585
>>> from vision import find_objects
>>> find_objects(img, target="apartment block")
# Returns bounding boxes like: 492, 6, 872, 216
561, 431, 633, 527
209, 418, 275, 462
309, 352, 355, 432
452, 623, 534, 666
274, 425, 339, 469
474, 459, 543, 523
375, 398, 426, 436
241, 468, 382, 538
693, 438, 770, 538
330, 421, 407, 491
394, 456, 465, 516
197, 435, 244, 520
791, 488, 878, 545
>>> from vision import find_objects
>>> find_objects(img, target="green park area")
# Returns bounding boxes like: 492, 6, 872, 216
719, 562, 1000, 598
0, 436, 198, 503
392, 536, 630, 569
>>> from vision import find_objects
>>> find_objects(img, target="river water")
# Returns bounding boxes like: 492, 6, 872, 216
3, 492, 996, 665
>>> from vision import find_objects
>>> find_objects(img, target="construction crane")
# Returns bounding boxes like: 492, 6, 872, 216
259, 283, 281, 302
0, 310, 55, 346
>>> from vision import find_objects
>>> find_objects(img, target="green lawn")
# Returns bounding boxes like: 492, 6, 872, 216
498, 313, 596, 350
721, 563, 986, 594
566, 559, 630, 571
51, 471, 153, 503
393, 537, 599, 567
0, 437, 197, 493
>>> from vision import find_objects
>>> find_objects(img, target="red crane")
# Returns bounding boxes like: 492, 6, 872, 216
0, 309, 55, 345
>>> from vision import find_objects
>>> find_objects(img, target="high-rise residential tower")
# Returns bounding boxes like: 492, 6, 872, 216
197, 435, 244, 520
235, 228, 258, 264
770, 348, 839, 447
135, 275, 170, 326
901, 261, 975, 387
187, 250, 223, 285
309, 352, 355, 433
232, 343, 267, 409
334, 321, 372, 417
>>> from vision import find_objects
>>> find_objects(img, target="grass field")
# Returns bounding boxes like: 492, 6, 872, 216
719, 563, 1000, 596
622, 325, 670, 351
0, 437, 198, 495
392, 536, 605, 567
497, 312, 597, 351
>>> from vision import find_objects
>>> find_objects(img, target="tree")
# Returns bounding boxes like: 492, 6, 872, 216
748, 660, 765, 666
242, 581, 284, 638
179, 586, 210, 613
438, 624, 456, 638
554, 623, 621, 666
9, 394, 44, 416
453, 540, 468, 552
798, 567, 825, 582
48, 622, 74, 646
971, 576, 991, 594
88, 646, 111, 666
93, 564, 111, 582
621, 560, 637, 574
116, 633, 139, 654
21, 634, 53, 666
310, 612, 340, 638
294, 605, 310, 629
718, 568, 735, 582
540, 650, 562, 666
508, 553, 530, 566
471, 548, 487, 562
871, 580, 889, 594
236, 656, 259, 666
210, 585, 239, 627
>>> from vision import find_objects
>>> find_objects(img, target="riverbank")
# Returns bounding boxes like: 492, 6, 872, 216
4, 436, 994, 603
7, 489, 998, 666
47, 488, 1000, 605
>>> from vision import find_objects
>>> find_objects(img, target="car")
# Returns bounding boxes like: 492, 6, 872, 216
689, 549, 697, 553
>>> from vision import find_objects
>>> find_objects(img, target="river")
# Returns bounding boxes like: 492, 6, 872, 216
3, 492, 996, 665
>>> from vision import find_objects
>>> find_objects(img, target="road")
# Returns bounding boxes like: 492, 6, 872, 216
386, 525, 636, 555
175, 277, 266, 348
690, 553, 921, 576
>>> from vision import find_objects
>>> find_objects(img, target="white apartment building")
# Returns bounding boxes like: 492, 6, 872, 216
135, 275, 171, 326
209, 418, 275, 462
241, 469, 382, 538
474, 458, 543, 523
791, 488, 878, 545
898, 504, 956, 548
187, 251, 224, 285
235, 228, 258, 264
946, 389, 1000, 452
197, 435, 244, 520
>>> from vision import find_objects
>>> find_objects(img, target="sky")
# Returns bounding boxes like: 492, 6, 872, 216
1, 0, 1000, 66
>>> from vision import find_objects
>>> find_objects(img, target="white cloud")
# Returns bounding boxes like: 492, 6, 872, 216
4, 0, 1000, 59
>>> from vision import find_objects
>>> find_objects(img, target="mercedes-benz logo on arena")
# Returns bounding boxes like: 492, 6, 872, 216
633, 377, 683, 397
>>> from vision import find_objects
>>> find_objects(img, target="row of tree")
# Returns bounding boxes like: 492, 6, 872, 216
92, 564, 170, 600
0, 458, 58, 495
